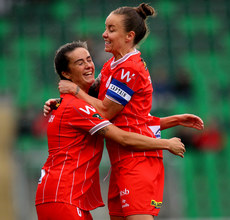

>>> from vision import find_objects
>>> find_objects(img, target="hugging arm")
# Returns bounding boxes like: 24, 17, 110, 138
58, 80, 124, 120
97, 124, 186, 158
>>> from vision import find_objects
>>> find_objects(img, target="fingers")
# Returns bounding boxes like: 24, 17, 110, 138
43, 100, 54, 117
177, 139, 186, 157
194, 116, 204, 130
168, 137, 186, 158
44, 104, 51, 111
178, 147, 185, 158
45, 99, 56, 106
43, 105, 51, 117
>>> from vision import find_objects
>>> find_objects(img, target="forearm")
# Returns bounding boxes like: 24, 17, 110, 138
98, 124, 185, 157
76, 86, 123, 120
59, 80, 123, 120
160, 115, 180, 130
101, 124, 169, 151
121, 131, 170, 151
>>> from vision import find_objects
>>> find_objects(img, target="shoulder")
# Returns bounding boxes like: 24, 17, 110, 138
113, 59, 148, 84
61, 94, 85, 106
115, 53, 146, 74
61, 94, 93, 114
102, 57, 113, 71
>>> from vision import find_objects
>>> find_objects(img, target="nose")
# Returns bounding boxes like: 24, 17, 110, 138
85, 61, 94, 70
85, 62, 91, 68
102, 30, 107, 38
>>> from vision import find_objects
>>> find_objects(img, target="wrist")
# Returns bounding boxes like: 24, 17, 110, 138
74, 85, 80, 96
157, 138, 170, 150
176, 115, 183, 126
163, 139, 170, 150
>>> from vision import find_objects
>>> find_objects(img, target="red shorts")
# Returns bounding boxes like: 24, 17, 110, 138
36, 202, 93, 220
108, 157, 164, 217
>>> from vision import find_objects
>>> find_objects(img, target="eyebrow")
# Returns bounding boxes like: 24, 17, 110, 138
74, 56, 91, 64
107, 24, 115, 29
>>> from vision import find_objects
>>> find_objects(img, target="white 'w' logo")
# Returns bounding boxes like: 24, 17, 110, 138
121, 69, 135, 83
79, 105, 96, 115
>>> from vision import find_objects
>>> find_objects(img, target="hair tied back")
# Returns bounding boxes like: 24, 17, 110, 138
135, 3, 156, 20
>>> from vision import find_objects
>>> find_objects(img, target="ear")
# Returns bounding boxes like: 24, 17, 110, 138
62, 71, 71, 80
126, 31, 135, 43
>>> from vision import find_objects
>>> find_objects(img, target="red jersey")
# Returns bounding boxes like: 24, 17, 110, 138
98, 49, 163, 165
35, 94, 111, 211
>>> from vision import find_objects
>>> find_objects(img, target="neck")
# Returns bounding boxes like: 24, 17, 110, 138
81, 86, 89, 93
114, 47, 135, 61
80, 82, 94, 94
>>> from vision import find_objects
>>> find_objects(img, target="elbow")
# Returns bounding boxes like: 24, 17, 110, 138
100, 104, 121, 120
103, 113, 113, 120
98, 106, 114, 120
102, 111, 116, 121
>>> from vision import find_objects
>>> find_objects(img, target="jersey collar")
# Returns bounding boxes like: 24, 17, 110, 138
110, 49, 140, 70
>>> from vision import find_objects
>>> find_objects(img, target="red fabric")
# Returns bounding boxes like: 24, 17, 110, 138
36, 202, 93, 220
98, 50, 162, 165
35, 94, 110, 210
108, 157, 164, 217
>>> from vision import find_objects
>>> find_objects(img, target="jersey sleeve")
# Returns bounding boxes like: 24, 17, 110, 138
70, 102, 111, 135
105, 67, 140, 106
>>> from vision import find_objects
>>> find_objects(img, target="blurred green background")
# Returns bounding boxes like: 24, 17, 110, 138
0, 0, 229, 219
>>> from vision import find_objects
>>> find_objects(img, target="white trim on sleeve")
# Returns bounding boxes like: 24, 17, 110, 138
89, 121, 112, 135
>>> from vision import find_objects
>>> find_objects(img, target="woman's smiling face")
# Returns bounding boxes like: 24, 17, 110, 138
64, 47, 95, 91
102, 13, 130, 59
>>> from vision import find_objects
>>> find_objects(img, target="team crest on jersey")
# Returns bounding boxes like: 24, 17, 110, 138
52, 98, 62, 110
141, 58, 148, 71
151, 200, 162, 209
92, 113, 104, 120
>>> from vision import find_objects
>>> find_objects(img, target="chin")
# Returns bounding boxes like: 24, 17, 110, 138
88, 78, 95, 86
104, 47, 111, 52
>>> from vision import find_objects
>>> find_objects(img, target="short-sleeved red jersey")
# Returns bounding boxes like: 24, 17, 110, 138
98, 50, 163, 165
35, 94, 111, 211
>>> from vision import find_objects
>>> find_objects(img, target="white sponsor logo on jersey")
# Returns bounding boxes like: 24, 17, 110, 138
122, 199, 130, 208
79, 105, 96, 115
120, 69, 135, 83
120, 188, 130, 197
48, 115, 55, 123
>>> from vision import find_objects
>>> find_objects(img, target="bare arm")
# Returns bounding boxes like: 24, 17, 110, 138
97, 124, 186, 158
160, 114, 204, 130
59, 80, 123, 120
